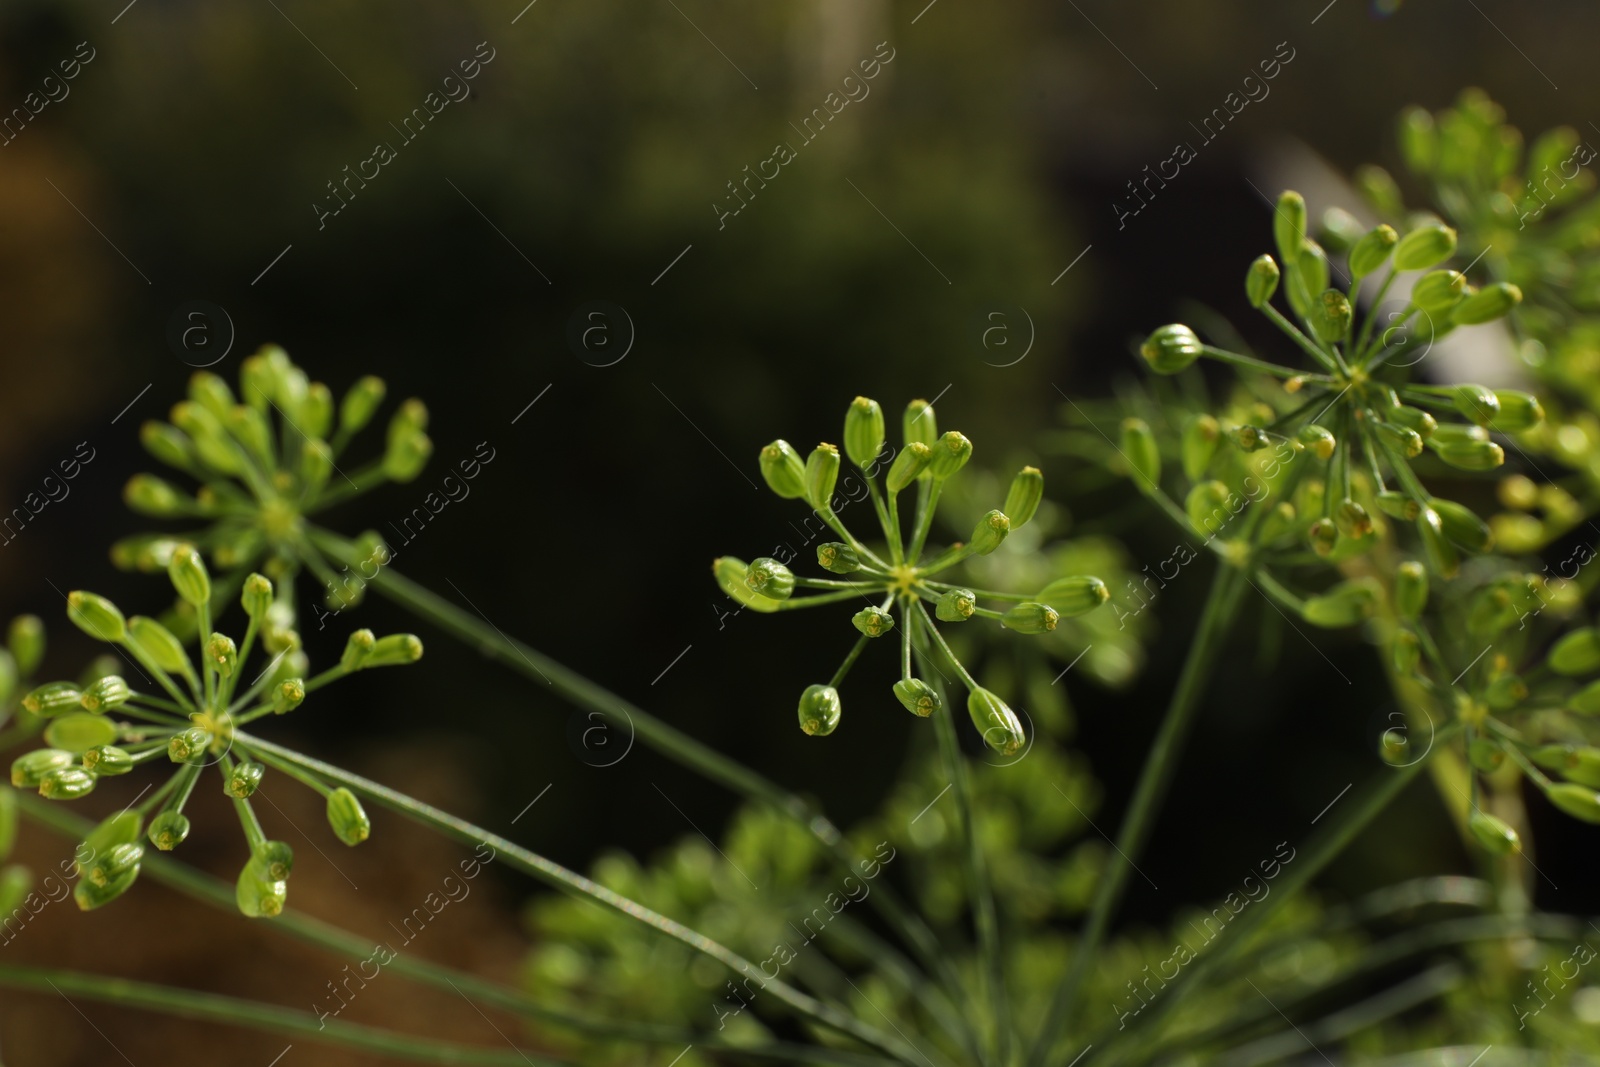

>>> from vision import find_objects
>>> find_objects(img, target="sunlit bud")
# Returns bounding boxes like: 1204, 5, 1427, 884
797, 685, 841, 737
1310, 289, 1353, 344
1308, 517, 1338, 557
271, 679, 306, 715
936, 589, 976, 623
1319, 206, 1365, 254
1293, 242, 1330, 315
255, 840, 295, 882
893, 679, 941, 718
805, 444, 841, 509
0, 787, 14, 861
1389, 406, 1437, 439
1467, 738, 1505, 773
341, 629, 376, 671
1296, 424, 1336, 460
1273, 190, 1307, 267
967, 688, 1025, 756
168, 728, 212, 765
299, 439, 334, 497
1121, 418, 1160, 489
239, 352, 276, 409
1549, 628, 1600, 676
1374, 421, 1424, 458
383, 430, 433, 483
903, 399, 938, 450
1139, 324, 1202, 374
126, 617, 189, 674
1355, 163, 1404, 213
9, 615, 44, 677
1391, 629, 1420, 673
327, 788, 371, 846
1349, 224, 1399, 280
123, 473, 189, 517
1302, 577, 1380, 628
758, 439, 807, 499
227, 761, 265, 799
817, 542, 861, 574
1002, 603, 1059, 634
21, 682, 83, 717
206, 633, 238, 680
843, 396, 886, 467
1003, 467, 1045, 529
929, 432, 973, 481
1393, 224, 1457, 271
1434, 439, 1504, 471
39, 767, 97, 800
340, 376, 387, 434
238, 574, 274, 621
1452, 282, 1522, 326
75, 843, 143, 909
148, 811, 191, 851
80, 810, 143, 863
1392, 560, 1428, 621
139, 420, 195, 471
1452, 385, 1500, 427
1335, 501, 1373, 539
302, 382, 334, 439
712, 558, 781, 614
83, 746, 132, 776
744, 558, 796, 601
1569, 679, 1600, 715
1545, 782, 1600, 824
1468, 811, 1520, 854
0, 866, 28, 918
1484, 670, 1529, 712
1038, 576, 1110, 617
1398, 106, 1437, 171
1235, 425, 1272, 453
1489, 391, 1544, 433
970, 510, 1011, 556
366, 634, 423, 668
1411, 270, 1467, 314
852, 607, 895, 638
227, 405, 275, 467
1430, 499, 1493, 553
168, 544, 211, 608
235, 862, 288, 919
1185, 482, 1229, 538
386, 398, 428, 446
44, 713, 118, 753
1181, 415, 1220, 480
12, 749, 74, 789
886, 441, 933, 493
1246, 254, 1280, 308
1430, 423, 1489, 447
1415, 507, 1461, 578
1376, 492, 1421, 521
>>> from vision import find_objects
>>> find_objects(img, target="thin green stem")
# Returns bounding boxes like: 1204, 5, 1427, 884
906, 480, 945, 564
1261, 304, 1343, 376
308, 458, 387, 512
866, 477, 903, 566
911, 602, 979, 692
1352, 267, 1398, 360
1198, 345, 1308, 379
778, 589, 879, 611
828, 634, 873, 689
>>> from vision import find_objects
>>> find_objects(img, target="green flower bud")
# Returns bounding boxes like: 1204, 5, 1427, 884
1246, 254, 1280, 308
1181, 415, 1220, 480
805, 444, 841, 509
1452, 384, 1500, 427
1348, 224, 1399, 280
83, 746, 133, 776
227, 404, 274, 468
1261, 501, 1297, 543
340, 376, 387, 434
1550, 628, 1600, 676
1569, 679, 1600, 715
1532, 745, 1600, 789
1121, 418, 1160, 489
271, 679, 306, 715
255, 840, 295, 881
1003, 467, 1045, 529
1376, 492, 1421, 521
817, 542, 861, 574
1186, 482, 1230, 538
126, 617, 189, 674
1468, 738, 1505, 773
383, 430, 433, 483
844, 397, 886, 467
39, 767, 97, 800
76, 842, 142, 910
123, 473, 190, 517
970, 510, 1011, 556
1139, 324, 1202, 374
1038, 576, 1110, 617
1375, 421, 1424, 458
1273, 190, 1307, 267
1379, 729, 1411, 766
1395, 561, 1428, 620
12, 749, 74, 788
189, 370, 235, 416
1320, 206, 1364, 254
22, 682, 84, 717
1434, 439, 1505, 471
1489, 391, 1544, 433
0, 651, 11, 708
235, 863, 288, 918
1296, 424, 1336, 460
67, 593, 127, 645
1335, 501, 1372, 539
1546, 782, 1600, 824
1389, 405, 1437, 438
1411, 270, 1468, 313
206, 633, 238, 679
148, 811, 191, 851
168, 544, 211, 607
239, 351, 276, 409
1293, 242, 1330, 315
903, 399, 938, 450
1235, 425, 1272, 453
892, 679, 941, 718
886, 441, 933, 492
851, 606, 895, 638
1392, 629, 1421, 673
1484, 673, 1528, 711
745, 558, 796, 601
1430, 422, 1489, 447
241, 573, 274, 620
1393, 225, 1457, 271
168, 728, 212, 765
797, 684, 841, 737
0, 866, 29, 918
1468, 811, 1520, 854
758, 439, 808, 499
341, 629, 376, 671
171, 400, 243, 474
9, 615, 44, 677
44, 713, 118, 753
326, 788, 371, 846
712, 558, 781, 614
81, 810, 143, 862
1416, 507, 1461, 578
1430, 498, 1493, 552
227, 761, 265, 799
302, 382, 335, 439
928, 432, 973, 481
1356, 165, 1403, 214
1302, 577, 1380, 628
1002, 603, 1060, 634
140, 420, 194, 469
387, 398, 429, 444
1310, 289, 1353, 344
967, 688, 1024, 756
298, 439, 334, 497
1452, 282, 1522, 325
1398, 106, 1437, 171
0, 787, 15, 862
936, 589, 976, 623
365, 634, 423, 668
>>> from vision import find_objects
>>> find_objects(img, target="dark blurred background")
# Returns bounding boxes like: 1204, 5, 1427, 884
3, 0, 1598, 1060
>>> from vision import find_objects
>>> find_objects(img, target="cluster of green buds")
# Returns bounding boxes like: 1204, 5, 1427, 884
0, 614, 46, 738
1133, 187, 1541, 586
9, 546, 420, 913
115, 345, 430, 632
715, 396, 1108, 753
